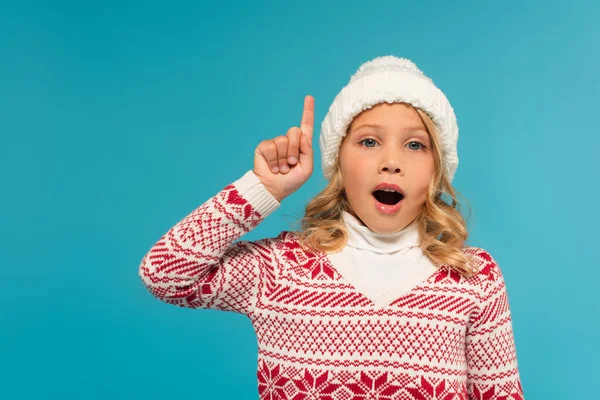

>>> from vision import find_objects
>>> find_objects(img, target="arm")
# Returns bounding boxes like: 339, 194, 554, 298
466, 250, 525, 399
138, 170, 281, 315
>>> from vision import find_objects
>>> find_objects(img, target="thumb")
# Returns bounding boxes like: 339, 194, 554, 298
298, 133, 313, 166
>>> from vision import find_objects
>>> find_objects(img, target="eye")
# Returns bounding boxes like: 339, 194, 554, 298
407, 141, 427, 151
358, 137, 378, 147
359, 138, 428, 151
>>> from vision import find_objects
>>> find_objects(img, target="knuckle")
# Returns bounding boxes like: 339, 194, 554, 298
287, 127, 301, 136
273, 136, 288, 147
277, 137, 289, 149
264, 140, 277, 151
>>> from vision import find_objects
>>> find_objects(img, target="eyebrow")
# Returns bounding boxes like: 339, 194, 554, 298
350, 123, 429, 138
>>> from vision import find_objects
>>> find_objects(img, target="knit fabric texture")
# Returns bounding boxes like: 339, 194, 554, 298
319, 55, 459, 183
139, 170, 524, 400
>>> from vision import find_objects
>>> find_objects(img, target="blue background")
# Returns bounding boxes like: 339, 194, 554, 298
1, 0, 598, 398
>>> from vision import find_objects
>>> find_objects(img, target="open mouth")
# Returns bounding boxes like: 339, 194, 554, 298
372, 190, 405, 205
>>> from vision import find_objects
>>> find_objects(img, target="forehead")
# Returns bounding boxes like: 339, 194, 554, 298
348, 103, 427, 132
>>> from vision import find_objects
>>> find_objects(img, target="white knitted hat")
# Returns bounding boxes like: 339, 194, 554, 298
319, 55, 459, 183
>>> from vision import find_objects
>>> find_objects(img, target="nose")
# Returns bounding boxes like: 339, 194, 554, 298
379, 156, 403, 175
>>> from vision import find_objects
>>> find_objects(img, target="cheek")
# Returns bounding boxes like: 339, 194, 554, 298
344, 172, 371, 203
416, 168, 433, 184
342, 150, 370, 171
342, 156, 368, 179
413, 167, 435, 199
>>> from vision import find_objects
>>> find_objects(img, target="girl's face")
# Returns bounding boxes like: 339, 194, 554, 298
339, 102, 435, 234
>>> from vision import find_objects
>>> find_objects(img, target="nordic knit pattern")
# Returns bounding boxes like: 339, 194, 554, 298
139, 170, 524, 400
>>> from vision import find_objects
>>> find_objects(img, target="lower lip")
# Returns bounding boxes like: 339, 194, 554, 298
373, 195, 404, 214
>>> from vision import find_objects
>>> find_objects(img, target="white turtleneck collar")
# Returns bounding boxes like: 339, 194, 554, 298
326, 211, 438, 309
341, 211, 421, 254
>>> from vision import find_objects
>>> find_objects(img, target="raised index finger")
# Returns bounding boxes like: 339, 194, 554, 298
300, 95, 314, 144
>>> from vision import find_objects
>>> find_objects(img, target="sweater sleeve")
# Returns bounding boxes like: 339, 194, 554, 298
138, 170, 281, 315
466, 251, 525, 400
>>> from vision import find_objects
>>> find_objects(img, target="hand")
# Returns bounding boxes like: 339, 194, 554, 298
253, 95, 315, 202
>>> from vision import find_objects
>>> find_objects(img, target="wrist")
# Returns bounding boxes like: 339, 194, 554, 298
251, 171, 287, 203
268, 189, 285, 203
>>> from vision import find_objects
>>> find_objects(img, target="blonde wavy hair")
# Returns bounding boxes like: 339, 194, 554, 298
291, 103, 477, 278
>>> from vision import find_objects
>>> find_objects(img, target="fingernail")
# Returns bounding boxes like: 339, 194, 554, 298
272, 166, 279, 173
289, 156, 297, 164
280, 164, 289, 173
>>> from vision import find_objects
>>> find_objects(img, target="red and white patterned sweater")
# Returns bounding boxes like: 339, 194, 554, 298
139, 170, 524, 400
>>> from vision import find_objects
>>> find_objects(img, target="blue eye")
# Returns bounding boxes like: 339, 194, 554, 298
407, 141, 427, 151
359, 138, 378, 147
359, 138, 427, 151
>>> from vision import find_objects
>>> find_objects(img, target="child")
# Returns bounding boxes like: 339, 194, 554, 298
139, 56, 524, 400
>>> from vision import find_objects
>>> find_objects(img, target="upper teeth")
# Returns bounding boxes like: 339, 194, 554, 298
380, 188, 397, 192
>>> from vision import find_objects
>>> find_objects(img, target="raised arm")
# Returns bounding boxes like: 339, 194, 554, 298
138, 170, 280, 314
139, 95, 315, 315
